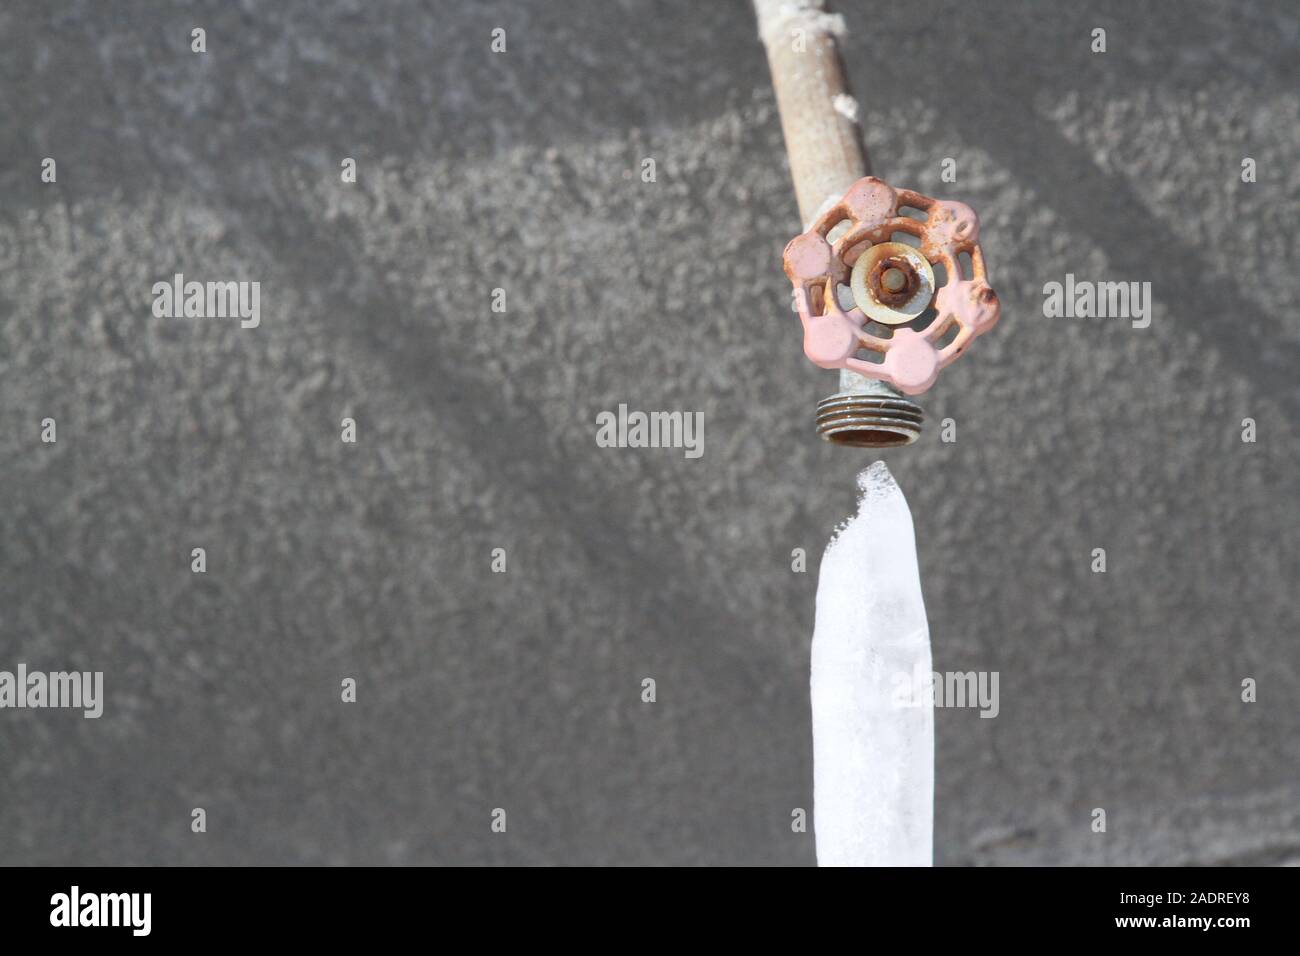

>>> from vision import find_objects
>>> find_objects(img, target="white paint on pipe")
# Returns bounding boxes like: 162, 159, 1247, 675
831, 93, 859, 123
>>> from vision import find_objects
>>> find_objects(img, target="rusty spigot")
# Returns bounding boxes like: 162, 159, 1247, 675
784, 177, 1000, 446
755, 0, 1000, 447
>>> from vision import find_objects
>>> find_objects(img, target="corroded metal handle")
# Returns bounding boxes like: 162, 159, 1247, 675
783, 176, 1000, 396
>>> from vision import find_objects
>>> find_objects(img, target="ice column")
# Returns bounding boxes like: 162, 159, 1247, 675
812, 461, 933, 866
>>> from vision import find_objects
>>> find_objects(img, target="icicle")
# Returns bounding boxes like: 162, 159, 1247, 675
812, 461, 933, 866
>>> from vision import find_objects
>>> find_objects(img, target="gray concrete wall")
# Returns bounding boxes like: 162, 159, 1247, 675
0, 0, 1295, 865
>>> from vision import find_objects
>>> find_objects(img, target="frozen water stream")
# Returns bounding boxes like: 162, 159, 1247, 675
812, 461, 934, 866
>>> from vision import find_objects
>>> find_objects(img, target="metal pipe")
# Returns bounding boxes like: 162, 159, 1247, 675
754, 0, 923, 447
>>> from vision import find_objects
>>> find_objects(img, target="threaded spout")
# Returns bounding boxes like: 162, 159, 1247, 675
815, 386, 922, 447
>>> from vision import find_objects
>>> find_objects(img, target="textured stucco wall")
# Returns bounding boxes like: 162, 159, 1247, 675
0, 0, 1296, 865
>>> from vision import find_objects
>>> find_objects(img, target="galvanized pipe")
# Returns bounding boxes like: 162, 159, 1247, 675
755, 0, 923, 447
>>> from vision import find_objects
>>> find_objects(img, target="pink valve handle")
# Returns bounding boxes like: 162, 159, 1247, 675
782, 176, 1000, 395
